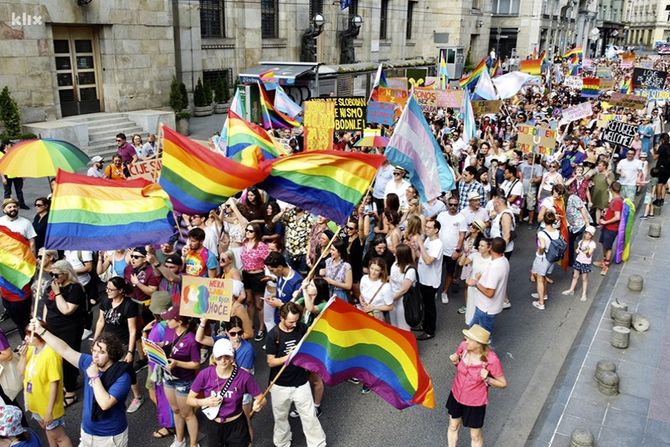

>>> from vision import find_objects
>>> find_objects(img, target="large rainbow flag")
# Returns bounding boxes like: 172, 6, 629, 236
615, 198, 636, 264
520, 58, 543, 75
44, 171, 174, 250
258, 82, 301, 129
459, 57, 487, 90
160, 126, 267, 214
259, 151, 385, 225
581, 77, 600, 98
0, 226, 36, 295
564, 47, 583, 61
288, 298, 435, 410
226, 111, 289, 161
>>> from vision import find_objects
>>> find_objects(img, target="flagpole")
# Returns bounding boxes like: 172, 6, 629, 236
305, 225, 342, 282
30, 250, 48, 340
257, 81, 275, 134
152, 123, 164, 184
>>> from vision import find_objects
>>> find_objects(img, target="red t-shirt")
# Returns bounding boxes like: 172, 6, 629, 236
451, 341, 504, 407
603, 196, 623, 232
124, 264, 160, 305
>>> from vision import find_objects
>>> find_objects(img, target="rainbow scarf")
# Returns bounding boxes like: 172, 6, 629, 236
615, 198, 636, 264
459, 58, 487, 89
0, 226, 36, 294
289, 298, 435, 410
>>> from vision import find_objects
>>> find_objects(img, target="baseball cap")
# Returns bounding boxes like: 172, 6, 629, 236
164, 254, 183, 266
213, 338, 234, 358
160, 305, 180, 321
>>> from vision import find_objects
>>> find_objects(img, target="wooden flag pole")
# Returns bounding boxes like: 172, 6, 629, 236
29, 249, 48, 339
304, 225, 342, 283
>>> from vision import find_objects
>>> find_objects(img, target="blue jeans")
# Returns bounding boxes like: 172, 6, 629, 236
471, 307, 496, 339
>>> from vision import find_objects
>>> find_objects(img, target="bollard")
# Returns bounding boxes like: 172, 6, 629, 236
627, 274, 644, 292
613, 309, 633, 328
649, 223, 662, 238
610, 326, 631, 349
610, 300, 628, 319
654, 205, 662, 216
594, 359, 617, 383
632, 314, 650, 332
596, 370, 620, 396
570, 428, 594, 447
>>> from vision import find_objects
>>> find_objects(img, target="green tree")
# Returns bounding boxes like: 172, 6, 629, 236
194, 78, 207, 107
0, 87, 21, 138
169, 76, 185, 112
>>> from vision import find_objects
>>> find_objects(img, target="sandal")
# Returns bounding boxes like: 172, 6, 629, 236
152, 428, 175, 439
64, 394, 78, 408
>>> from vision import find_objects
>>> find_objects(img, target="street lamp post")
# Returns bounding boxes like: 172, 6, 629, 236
300, 14, 326, 62
339, 14, 363, 64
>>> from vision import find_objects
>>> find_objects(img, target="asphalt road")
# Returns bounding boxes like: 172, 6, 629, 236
4, 178, 607, 446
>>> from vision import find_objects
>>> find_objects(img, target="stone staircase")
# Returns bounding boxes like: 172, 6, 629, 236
63, 113, 149, 159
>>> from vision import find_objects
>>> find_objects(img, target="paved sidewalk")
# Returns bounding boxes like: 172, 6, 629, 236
529, 208, 670, 446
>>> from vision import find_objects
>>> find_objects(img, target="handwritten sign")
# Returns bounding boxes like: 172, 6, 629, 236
414, 88, 439, 112
471, 100, 502, 116
563, 76, 583, 89
596, 67, 613, 79
608, 92, 647, 110
377, 87, 409, 108
621, 52, 635, 68
633, 89, 670, 100
602, 121, 637, 147
304, 99, 335, 151
180, 276, 233, 322
632, 68, 668, 90
333, 96, 366, 131
440, 90, 465, 108
562, 102, 593, 122
127, 158, 162, 182
366, 101, 396, 125
517, 124, 557, 155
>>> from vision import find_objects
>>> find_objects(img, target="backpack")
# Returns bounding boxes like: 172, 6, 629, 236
402, 267, 423, 328
542, 230, 567, 263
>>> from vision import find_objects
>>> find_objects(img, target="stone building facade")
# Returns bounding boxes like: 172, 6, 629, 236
623, 0, 670, 47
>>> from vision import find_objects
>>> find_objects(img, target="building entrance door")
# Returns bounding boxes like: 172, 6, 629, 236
53, 27, 102, 117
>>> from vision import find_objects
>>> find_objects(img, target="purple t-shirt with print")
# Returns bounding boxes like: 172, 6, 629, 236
163, 328, 200, 381
191, 366, 262, 419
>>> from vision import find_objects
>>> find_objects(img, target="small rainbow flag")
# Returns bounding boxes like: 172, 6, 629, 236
45, 171, 175, 250
288, 298, 435, 410
619, 78, 632, 94
142, 337, 168, 368
520, 58, 542, 75
489, 58, 501, 77
0, 226, 36, 295
259, 151, 385, 225
258, 82, 301, 129
581, 77, 600, 98
564, 47, 583, 59
459, 57, 487, 89
226, 111, 289, 161
160, 126, 267, 214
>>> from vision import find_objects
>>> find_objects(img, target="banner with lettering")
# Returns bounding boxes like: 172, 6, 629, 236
517, 124, 557, 155
562, 102, 593, 122
180, 276, 234, 322
414, 88, 440, 112
440, 90, 465, 108
608, 92, 647, 110
632, 68, 668, 91
471, 100, 502, 116
333, 96, 367, 131
633, 89, 670, 100
602, 121, 637, 147
563, 76, 583, 89
366, 100, 396, 125
304, 99, 335, 151
127, 158, 162, 182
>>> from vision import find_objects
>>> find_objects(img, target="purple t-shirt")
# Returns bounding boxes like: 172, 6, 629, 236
117, 142, 136, 164
0, 329, 10, 351
191, 366, 262, 419
163, 328, 200, 381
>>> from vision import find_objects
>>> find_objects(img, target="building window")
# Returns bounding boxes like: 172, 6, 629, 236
261, 0, 278, 38
472, 0, 480, 9
200, 0, 225, 38
380, 0, 389, 40
203, 69, 233, 86
406, 1, 416, 40
493, 0, 519, 16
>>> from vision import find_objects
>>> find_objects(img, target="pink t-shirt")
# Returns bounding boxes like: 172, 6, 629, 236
451, 341, 504, 406
240, 241, 269, 272
190, 366, 262, 419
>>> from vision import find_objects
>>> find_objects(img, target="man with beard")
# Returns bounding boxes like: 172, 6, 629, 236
0, 198, 36, 253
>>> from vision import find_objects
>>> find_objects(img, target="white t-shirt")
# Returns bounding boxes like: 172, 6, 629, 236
64, 250, 93, 286
418, 237, 444, 288
87, 167, 104, 178
459, 207, 490, 227
436, 211, 467, 255
384, 179, 411, 210
475, 255, 509, 315
359, 276, 393, 308
0, 215, 36, 240
537, 227, 559, 256
373, 164, 394, 200
616, 158, 642, 186
500, 179, 524, 214
389, 263, 416, 294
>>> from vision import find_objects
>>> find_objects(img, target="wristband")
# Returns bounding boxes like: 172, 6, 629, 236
127, 350, 134, 355
55, 293, 61, 297
38, 328, 47, 337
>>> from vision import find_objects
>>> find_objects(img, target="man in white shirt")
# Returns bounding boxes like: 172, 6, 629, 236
87, 156, 105, 178
384, 167, 411, 211
436, 196, 467, 305
499, 165, 524, 217
616, 148, 642, 201
414, 218, 444, 340
466, 237, 509, 338
0, 198, 37, 254
64, 249, 96, 339
459, 191, 490, 227
372, 160, 394, 214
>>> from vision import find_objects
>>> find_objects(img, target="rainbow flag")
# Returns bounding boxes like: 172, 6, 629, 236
520, 58, 542, 75
160, 126, 267, 214
581, 77, 600, 98
226, 111, 289, 161
142, 337, 168, 367
259, 151, 385, 225
0, 226, 36, 294
615, 198, 636, 264
620, 78, 632, 94
564, 47, 583, 60
288, 298, 435, 410
370, 63, 390, 100
459, 57, 487, 89
258, 82, 301, 129
44, 171, 175, 250
489, 58, 501, 78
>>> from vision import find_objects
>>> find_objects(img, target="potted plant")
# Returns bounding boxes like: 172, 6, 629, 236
193, 78, 213, 117
169, 76, 191, 135
214, 76, 230, 114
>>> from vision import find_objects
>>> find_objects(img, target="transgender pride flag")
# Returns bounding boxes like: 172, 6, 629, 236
385, 95, 454, 201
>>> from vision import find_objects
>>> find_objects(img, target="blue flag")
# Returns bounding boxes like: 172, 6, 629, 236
340, 0, 352, 9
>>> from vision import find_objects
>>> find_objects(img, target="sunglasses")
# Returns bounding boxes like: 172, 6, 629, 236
393, 172, 403, 176
130, 254, 145, 259
346, 226, 356, 230
228, 330, 243, 337
448, 203, 459, 207
245, 229, 254, 233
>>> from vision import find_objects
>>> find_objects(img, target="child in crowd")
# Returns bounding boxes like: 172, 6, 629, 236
562, 226, 596, 301
641, 167, 660, 219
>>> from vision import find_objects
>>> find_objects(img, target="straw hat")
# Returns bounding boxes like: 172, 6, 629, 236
462, 324, 491, 345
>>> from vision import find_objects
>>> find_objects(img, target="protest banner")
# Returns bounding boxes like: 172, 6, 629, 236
180, 276, 234, 322
363, 128, 381, 137
440, 90, 465, 108
599, 79, 615, 90
407, 68, 427, 89
414, 88, 439, 112
621, 52, 635, 68
366, 100, 396, 125
304, 99, 335, 151
602, 121, 637, 147
633, 89, 670, 100
562, 102, 593, 122
471, 100, 502, 116
632, 68, 668, 90
377, 87, 409, 108
608, 92, 647, 110
517, 124, 557, 155
127, 158, 162, 181
333, 96, 366, 131
563, 76, 583, 89
596, 66, 613, 79
386, 77, 408, 90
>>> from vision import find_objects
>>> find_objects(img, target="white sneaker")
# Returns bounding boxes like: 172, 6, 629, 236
441, 293, 449, 304
562, 290, 574, 296
502, 301, 511, 309
81, 329, 92, 341
531, 293, 548, 301
169, 437, 187, 447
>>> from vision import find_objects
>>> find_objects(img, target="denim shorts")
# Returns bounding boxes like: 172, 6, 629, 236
163, 377, 194, 396
32, 413, 65, 431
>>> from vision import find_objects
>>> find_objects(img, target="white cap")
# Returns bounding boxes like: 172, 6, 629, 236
90, 155, 104, 164
213, 338, 234, 358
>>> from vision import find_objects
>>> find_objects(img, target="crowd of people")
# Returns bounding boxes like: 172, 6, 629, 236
0, 51, 669, 447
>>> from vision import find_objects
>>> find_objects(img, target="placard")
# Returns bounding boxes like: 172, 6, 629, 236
440, 90, 465, 108
596, 67, 613, 79
563, 76, 583, 89
517, 124, 557, 155
333, 96, 366, 131
407, 68, 427, 89
562, 102, 593, 122
602, 121, 637, 147
366, 100, 396, 125
620, 52, 635, 68
386, 77, 408, 90
180, 276, 234, 322
414, 88, 439, 112
471, 100, 502, 116
303, 99, 335, 151
632, 68, 668, 90
376, 87, 409, 109
633, 89, 670, 100
608, 92, 647, 110
127, 158, 162, 181
597, 113, 617, 129
599, 79, 615, 91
